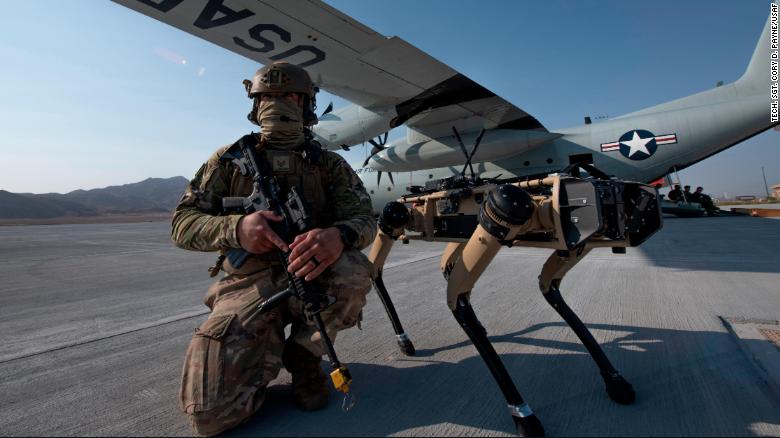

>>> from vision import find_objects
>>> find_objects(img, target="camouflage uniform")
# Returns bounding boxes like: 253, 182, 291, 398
172, 135, 376, 436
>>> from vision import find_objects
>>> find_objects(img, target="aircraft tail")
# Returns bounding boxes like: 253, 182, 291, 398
735, 13, 773, 95
614, 13, 773, 120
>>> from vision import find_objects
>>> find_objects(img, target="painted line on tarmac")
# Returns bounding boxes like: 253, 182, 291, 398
383, 252, 442, 270
0, 254, 440, 363
0, 249, 649, 364
0, 309, 209, 364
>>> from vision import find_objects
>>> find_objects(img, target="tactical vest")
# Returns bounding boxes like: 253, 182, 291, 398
218, 138, 332, 275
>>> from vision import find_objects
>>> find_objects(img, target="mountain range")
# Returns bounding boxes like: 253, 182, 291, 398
0, 177, 189, 219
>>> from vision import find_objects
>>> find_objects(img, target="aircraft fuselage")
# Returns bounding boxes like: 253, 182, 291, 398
356, 89, 773, 214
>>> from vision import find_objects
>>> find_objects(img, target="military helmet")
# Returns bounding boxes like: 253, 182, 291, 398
243, 61, 316, 98
243, 61, 318, 126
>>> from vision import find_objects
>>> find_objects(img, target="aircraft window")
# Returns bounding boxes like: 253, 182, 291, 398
428, 174, 433, 179
546, 158, 553, 164
524, 161, 530, 166
370, 190, 374, 194
387, 187, 391, 191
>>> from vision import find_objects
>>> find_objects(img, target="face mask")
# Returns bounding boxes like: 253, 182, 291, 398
255, 97, 305, 148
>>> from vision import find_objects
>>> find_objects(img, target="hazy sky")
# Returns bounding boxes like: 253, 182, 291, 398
0, 1, 776, 197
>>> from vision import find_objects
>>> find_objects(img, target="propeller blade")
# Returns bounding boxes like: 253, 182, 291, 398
368, 132, 388, 150
321, 102, 333, 117
363, 132, 390, 168
375, 170, 394, 186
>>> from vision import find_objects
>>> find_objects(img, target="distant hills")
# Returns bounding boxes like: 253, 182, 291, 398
0, 177, 189, 219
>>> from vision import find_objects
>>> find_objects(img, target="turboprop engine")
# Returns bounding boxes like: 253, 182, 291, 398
366, 129, 562, 172
311, 103, 395, 150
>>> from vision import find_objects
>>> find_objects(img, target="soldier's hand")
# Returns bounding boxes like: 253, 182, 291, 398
287, 227, 344, 281
236, 211, 289, 254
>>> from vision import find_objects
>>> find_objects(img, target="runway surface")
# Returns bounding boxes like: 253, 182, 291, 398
0, 216, 778, 436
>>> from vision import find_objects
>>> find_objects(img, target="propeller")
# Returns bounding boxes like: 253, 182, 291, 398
361, 132, 394, 186
317, 102, 345, 149
320, 102, 333, 117
363, 132, 389, 166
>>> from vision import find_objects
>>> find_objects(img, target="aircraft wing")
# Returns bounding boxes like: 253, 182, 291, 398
113, 0, 547, 138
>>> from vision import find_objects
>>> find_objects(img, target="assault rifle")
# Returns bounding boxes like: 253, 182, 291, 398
220, 133, 355, 410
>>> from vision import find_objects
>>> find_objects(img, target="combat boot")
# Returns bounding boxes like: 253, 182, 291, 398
282, 339, 329, 411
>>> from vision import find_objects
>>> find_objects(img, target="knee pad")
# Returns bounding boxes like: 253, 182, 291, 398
327, 249, 372, 292
187, 410, 235, 437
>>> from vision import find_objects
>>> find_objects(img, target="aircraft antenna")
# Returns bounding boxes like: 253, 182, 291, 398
451, 126, 471, 176
761, 166, 771, 199
464, 128, 487, 178
451, 127, 486, 179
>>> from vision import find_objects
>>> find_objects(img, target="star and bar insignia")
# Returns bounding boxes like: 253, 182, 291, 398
600, 129, 678, 160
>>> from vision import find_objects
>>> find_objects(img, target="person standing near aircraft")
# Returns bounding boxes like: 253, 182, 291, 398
170, 62, 376, 436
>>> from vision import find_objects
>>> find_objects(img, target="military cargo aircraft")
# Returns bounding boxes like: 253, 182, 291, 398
112, 0, 776, 214
109, 2, 778, 435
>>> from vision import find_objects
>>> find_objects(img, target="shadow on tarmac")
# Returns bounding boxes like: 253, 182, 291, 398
638, 216, 780, 273
228, 322, 779, 437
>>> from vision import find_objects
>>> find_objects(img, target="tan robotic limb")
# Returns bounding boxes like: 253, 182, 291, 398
537, 246, 635, 405
438, 184, 545, 436
367, 174, 661, 437
366, 202, 416, 355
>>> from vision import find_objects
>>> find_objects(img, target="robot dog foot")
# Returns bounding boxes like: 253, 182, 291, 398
512, 413, 545, 437
395, 333, 416, 356
603, 372, 636, 405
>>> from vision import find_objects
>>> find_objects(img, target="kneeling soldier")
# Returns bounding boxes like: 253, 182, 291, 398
171, 62, 376, 436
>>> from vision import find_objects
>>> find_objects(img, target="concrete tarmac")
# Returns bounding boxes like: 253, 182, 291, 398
0, 216, 778, 436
